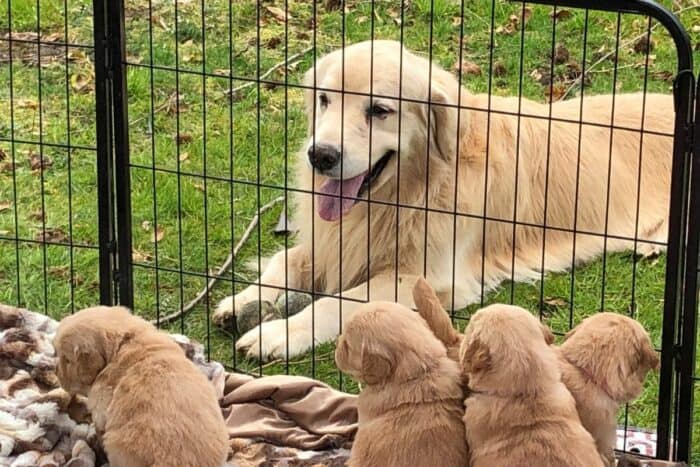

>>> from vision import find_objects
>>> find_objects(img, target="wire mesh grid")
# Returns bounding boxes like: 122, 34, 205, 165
1, 0, 700, 462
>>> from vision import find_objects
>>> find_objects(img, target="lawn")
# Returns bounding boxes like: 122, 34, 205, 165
1, 0, 700, 460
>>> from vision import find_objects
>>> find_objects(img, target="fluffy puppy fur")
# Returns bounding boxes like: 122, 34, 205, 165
335, 302, 466, 467
461, 304, 604, 467
557, 312, 660, 466
54, 306, 229, 467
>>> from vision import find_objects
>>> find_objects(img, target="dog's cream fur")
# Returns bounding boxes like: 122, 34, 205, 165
557, 312, 660, 466
460, 304, 604, 467
335, 302, 467, 467
213, 40, 673, 360
54, 307, 229, 467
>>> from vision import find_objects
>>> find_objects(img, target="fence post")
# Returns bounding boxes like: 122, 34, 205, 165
92, 0, 116, 306
91, 0, 133, 309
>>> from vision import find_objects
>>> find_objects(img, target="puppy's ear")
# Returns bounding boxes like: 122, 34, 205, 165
412, 277, 460, 347
428, 79, 458, 161
459, 336, 491, 375
361, 340, 394, 385
540, 322, 555, 345
640, 340, 660, 372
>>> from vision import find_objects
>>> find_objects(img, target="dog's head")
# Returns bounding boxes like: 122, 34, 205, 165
302, 40, 461, 221
459, 304, 557, 395
53, 306, 137, 395
335, 301, 446, 385
561, 312, 659, 403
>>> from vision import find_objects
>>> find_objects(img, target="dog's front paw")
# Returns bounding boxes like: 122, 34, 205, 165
212, 295, 238, 330
235, 319, 313, 361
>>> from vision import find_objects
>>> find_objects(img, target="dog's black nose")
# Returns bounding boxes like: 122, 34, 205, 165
307, 144, 340, 172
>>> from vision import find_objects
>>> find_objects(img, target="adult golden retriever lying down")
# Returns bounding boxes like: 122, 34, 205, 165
212, 40, 673, 360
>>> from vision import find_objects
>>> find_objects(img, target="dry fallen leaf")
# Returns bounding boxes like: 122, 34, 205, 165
493, 61, 507, 77
651, 70, 674, 82
0, 162, 15, 173
0, 148, 6, 161
554, 43, 569, 65
29, 209, 44, 222
176, 133, 193, 144
634, 34, 654, 54
0, 201, 11, 212
132, 249, 153, 262
265, 6, 290, 22
35, 227, 68, 243
179, 152, 190, 162
550, 9, 572, 21
29, 152, 53, 171
455, 60, 482, 76
543, 297, 568, 308
0, 230, 9, 236
151, 226, 165, 243
141, 220, 151, 231
545, 83, 567, 103
17, 99, 38, 110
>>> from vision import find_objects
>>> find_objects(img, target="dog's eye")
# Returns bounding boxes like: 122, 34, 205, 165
319, 93, 329, 109
368, 103, 393, 120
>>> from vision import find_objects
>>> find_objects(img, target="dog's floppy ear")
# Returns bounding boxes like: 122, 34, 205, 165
639, 339, 660, 372
459, 336, 491, 375
361, 340, 394, 385
412, 277, 460, 347
427, 76, 458, 161
540, 322, 555, 345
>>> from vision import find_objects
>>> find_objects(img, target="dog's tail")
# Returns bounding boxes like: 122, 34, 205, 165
412, 277, 461, 348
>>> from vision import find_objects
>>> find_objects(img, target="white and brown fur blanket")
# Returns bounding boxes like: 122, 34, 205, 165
0, 304, 354, 467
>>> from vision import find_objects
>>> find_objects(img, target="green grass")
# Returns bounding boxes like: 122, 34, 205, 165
1, 0, 700, 461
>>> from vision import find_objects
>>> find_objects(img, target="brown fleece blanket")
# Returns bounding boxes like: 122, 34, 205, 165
0, 304, 356, 467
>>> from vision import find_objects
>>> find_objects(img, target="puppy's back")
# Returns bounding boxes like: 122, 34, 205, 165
99, 331, 229, 467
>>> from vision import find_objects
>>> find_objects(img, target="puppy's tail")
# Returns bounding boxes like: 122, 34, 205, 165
412, 277, 461, 348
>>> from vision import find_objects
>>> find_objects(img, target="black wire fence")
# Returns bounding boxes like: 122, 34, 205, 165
1, 0, 699, 462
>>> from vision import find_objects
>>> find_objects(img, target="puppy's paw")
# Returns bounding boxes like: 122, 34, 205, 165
212, 296, 237, 330
235, 319, 313, 361
636, 242, 664, 260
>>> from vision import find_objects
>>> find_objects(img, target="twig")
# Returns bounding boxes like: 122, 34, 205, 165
226, 45, 314, 96
151, 196, 285, 326
559, 5, 699, 101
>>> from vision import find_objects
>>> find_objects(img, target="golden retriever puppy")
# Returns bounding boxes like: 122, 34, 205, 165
54, 306, 229, 467
215, 39, 673, 362
461, 304, 604, 467
335, 301, 466, 467
557, 312, 659, 466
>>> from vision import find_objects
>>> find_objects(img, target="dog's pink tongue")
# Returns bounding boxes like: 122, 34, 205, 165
317, 173, 366, 221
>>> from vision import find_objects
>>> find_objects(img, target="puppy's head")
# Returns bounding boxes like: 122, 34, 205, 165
335, 301, 446, 385
53, 306, 137, 395
561, 312, 659, 403
459, 304, 557, 395
301, 40, 461, 221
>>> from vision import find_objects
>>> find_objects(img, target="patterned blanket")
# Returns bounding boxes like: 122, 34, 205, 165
0, 304, 355, 467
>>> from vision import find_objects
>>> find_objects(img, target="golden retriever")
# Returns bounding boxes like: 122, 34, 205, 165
213, 39, 673, 361
557, 312, 660, 466
335, 301, 466, 467
54, 306, 229, 467
461, 304, 604, 467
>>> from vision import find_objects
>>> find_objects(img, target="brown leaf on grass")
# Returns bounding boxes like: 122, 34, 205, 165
176, 133, 193, 144
70, 71, 94, 93
178, 152, 190, 162
0, 148, 6, 161
554, 43, 569, 65
544, 297, 568, 308
522, 6, 533, 25
0, 162, 15, 173
530, 68, 551, 86
265, 36, 282, 49
141, 220, 151, 231
0, 201, 11, 212
49, 266, 69, 279
324, 0, 342, 12
34, 227, 68, 243
634, 34, 654, 54
29, 209, 44, 222
151, 226, 165, 243
452, 16, 462, 26
455, 60, 481, 76
28, 152, 52, 171
17, 99, 38, 110
544, 83, 567, 103
493, 61, 507, 77
132, 249, 153, 262
265, 6, 290, 22
651, 70, 674, 82
549, 9, 572, 21
162, 92, 187, 115
0, 230, 9, 236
